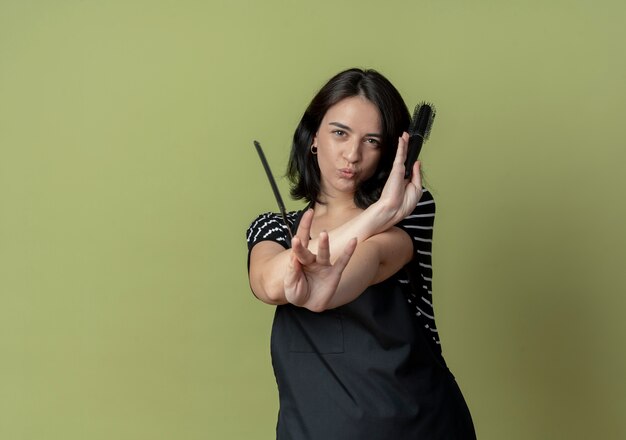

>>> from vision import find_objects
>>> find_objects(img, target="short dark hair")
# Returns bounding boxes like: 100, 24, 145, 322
287, 68, 410, 209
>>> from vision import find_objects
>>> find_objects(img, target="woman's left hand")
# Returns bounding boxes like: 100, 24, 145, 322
377, 132, 423, 226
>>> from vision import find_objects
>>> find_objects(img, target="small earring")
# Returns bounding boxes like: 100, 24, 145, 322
310, 145, 318, 155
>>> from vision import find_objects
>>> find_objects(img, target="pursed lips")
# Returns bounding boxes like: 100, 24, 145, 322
338, 168, 357, 179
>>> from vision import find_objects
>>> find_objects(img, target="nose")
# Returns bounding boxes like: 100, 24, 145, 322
343, 140, 361, 164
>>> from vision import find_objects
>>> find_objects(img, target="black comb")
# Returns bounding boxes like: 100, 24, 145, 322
253, 140, 293, 247
404, 102, 435, 179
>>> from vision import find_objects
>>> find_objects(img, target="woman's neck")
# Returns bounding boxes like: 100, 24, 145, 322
315, 191, 359, 215
311, 193, 363, 235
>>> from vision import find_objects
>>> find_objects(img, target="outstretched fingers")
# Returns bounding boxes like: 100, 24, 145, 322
317, 231, 330, 265
291, 236, 315, 265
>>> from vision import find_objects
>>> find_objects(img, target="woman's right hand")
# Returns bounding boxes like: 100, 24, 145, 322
284, 209, 357, 311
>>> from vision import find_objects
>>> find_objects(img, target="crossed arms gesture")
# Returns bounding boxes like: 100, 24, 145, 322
249, 133, 422, 312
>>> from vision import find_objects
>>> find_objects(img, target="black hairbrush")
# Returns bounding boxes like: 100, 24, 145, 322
404, 102, 436, 179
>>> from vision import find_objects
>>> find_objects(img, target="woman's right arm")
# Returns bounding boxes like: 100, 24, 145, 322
248, 208, 361, 305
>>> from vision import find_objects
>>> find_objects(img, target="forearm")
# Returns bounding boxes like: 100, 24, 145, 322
308, 201, 396, 256
251, 203, 404, 307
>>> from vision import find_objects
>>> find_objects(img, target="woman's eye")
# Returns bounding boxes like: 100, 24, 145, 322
365, 138, 380, 146
332, 130, 346, 137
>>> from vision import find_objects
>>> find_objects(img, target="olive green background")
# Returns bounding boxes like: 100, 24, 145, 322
1, 0, 625, 439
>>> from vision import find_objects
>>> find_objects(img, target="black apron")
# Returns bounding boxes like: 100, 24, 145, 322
270, 215, 476, 439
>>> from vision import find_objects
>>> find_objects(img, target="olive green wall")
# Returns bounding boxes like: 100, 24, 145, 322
1, 1, 625, 438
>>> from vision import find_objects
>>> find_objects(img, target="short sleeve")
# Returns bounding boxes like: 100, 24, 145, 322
246, 211, 299, 277
246, 212, 296, 251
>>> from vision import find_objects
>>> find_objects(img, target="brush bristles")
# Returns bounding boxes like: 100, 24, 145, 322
409, 102, 436, 141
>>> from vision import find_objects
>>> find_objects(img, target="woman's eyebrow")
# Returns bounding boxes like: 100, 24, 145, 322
329, 122, 382, 138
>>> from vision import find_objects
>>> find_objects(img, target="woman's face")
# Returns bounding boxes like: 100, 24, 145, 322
313, 95, 383, 200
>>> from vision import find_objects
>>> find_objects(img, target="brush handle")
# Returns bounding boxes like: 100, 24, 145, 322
404, 134, 424, 179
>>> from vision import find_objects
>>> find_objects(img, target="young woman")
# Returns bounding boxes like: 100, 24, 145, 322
246, 68, 475, 439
